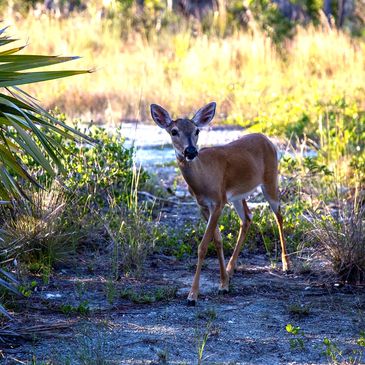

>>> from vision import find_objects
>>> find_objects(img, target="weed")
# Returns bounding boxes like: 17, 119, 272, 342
157, 349, 169, 364
105, 204, 156, 278
308, 198, 365, 283
18, 280, 37, 298
321, 335, 365, 365
120, 286, 177, 304
76, 326, 110, 365
196, 317, 217, 365
196, 308, 217, 321
105, 280, 117, 304
60, 301, 90, 316
286, 324, 306, 351
1, 185, 78, 270
287, 303, 311, 318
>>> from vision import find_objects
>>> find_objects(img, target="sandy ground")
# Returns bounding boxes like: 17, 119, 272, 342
1, 248, 365, 364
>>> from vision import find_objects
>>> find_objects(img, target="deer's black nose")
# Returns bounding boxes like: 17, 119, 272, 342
184, 146, 198, 160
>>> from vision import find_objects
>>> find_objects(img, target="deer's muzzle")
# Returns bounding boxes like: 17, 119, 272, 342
184, 146, 198, 160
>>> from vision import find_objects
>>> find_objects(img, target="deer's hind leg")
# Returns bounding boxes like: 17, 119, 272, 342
226, 199, 252, 277
200, 206, 229, 293
261, 183, 291, 272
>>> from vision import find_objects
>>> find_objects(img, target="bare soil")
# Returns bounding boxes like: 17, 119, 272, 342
1, 245, 365, 364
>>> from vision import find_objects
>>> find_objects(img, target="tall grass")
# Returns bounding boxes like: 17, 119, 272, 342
9, 15, 365, 128
308, 197, 365, 283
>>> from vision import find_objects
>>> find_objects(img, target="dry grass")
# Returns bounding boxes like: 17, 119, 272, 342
1, 184, 77, 266
7, 14, 365, 126
308, 197, 365, 283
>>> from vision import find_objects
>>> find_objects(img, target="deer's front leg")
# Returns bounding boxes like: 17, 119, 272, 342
200, 206, 229, 294
188, 206, 222, 306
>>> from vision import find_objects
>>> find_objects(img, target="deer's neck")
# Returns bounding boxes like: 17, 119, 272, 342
177, 157, 205, 192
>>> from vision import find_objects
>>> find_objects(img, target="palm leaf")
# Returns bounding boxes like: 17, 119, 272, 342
0, 26, 93, 199
0, 268, 22, 319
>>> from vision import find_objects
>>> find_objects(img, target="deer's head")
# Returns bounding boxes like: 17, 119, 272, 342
150, 102, 216, 162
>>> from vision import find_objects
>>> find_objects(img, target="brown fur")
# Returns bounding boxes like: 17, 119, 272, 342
150, 103, 290, 305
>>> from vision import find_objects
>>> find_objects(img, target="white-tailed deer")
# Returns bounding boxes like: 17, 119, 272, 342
150, 102, 290, 306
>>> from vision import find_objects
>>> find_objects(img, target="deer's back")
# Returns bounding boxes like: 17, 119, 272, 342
196, 133, 278, 202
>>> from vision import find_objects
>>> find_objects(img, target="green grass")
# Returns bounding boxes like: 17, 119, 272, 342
120, 285, 177, 304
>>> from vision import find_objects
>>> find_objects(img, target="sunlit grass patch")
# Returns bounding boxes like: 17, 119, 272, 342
10, 15, 365, 133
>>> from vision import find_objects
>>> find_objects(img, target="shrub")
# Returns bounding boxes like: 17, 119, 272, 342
1, 125, 150, 276
21, 123, 148, 208
0, 184, 81, 281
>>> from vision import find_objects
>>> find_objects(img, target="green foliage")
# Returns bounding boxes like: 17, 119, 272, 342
248, 0, 295, 45
286, 323, 306, 350
23, 123, 147, 208
60, 301, 90, 315
18, 280, 37, 298
321, 335, 365, 365
62, 127, 147, 208
0, 27, 90, 200
120, 285, 177, 304
1, 123, 153, 317
287, 302, 311, 318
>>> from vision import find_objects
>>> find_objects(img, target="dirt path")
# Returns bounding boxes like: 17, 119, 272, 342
2, 248, 365, 364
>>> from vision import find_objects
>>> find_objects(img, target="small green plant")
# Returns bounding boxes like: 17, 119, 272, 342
321, 332, 365, 364
157, 349, 169, 364
105, 280, 117, 304
18, 280, 37, 298
60, 301, 90, 316
286, 324, 306, 351
196, 317, 217, 365
76, 326, 110, 365
120, 286, 177, 304
196, 308, 217, 321
358, 331, 365, 347
287, 303, 311, 318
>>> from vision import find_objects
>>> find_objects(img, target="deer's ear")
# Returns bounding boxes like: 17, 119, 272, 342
150, 104, 172, 129
192, 102, 216, 127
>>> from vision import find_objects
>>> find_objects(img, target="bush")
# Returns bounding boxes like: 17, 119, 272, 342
21, 122, 148, 208
1, 125, 150, 273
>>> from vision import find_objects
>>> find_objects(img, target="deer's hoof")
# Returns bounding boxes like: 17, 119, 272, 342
283, 268, 293, 275
187, 299, 196, 307
218, 287, 229, 295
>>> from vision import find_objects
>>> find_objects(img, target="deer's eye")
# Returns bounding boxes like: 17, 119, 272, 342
171, 129, 179, 136
195, 129, 200, 136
